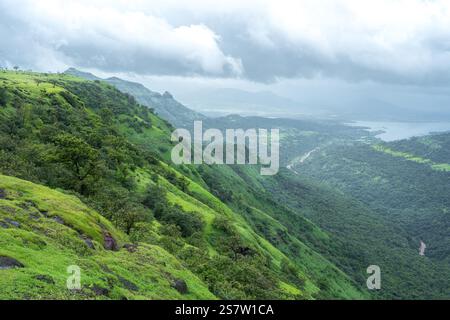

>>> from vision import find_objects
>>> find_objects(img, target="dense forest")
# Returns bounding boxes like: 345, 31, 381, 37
291, 131, 450, 298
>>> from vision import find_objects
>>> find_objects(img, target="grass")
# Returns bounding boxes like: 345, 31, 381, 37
373, 145, 450, 172
0, 174, 215, 300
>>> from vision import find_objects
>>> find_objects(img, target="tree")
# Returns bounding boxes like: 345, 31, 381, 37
99, 107, 114, 125
53, 133, 100, 193
143, 184, 167, 212
13, 66, 19, 72
116, 204, 149, 235
0, 87, 8, 107
48, 79, 58, 88
34, 79, 43, 86
160, 206, 204, 237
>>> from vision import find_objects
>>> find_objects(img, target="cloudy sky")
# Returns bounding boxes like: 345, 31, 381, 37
2, 0, 450, 118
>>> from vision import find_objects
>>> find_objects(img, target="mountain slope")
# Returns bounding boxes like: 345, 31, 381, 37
0, 174, 214, 300
64, 68, 206, 128
290, 133, 450, 298
200, 114, 450, 298
0, 70, 366, 299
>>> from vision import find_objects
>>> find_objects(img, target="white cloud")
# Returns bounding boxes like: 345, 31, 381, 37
0, 0, 242, 76
2, 0, 450, 84
262, 0, 450, 76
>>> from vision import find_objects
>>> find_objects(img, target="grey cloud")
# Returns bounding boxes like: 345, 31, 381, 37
0, 0, 242, 76
2, 0, 450, 86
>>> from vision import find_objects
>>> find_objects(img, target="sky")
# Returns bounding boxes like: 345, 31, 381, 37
2, 0, 450, 119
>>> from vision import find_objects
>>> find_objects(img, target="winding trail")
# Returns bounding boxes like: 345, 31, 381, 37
286, 147, 320, 174
419, 241, 426, 256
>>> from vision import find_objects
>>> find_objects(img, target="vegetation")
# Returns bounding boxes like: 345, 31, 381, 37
0, 71, 366, 300
0, 174, 214, 299
2, 70, 446, 300
291, 134, 450, 298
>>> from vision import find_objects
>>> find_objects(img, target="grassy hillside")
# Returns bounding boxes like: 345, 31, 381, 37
64, 68, 206, 128
0, 70, 367, 299
0, 174, 214, 300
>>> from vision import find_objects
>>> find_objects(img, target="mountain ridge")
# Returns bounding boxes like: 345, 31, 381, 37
64, 68, 206, 128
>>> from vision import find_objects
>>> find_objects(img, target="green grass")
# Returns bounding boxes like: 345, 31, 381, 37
373, 144, 450, 172
0, 174, 215, 300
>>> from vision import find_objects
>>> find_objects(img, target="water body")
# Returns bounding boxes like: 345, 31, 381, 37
347, 121, 450, 141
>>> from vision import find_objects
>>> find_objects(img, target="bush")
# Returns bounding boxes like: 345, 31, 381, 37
161, 206, 204, 237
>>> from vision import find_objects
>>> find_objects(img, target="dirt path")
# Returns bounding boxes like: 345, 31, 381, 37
286, 147, 320, 174
419, 241, 426, 256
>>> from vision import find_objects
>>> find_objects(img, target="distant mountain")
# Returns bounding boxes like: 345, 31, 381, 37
65, 67, 102, 81
328, 97, 411, 121
65, 68, 206, 127
177, 86, 450, 121
178, 87, 311, 117
320, 97, 429, 121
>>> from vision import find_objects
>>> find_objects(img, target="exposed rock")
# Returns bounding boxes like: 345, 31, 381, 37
0, 219, 21, 228
0, 221, 9, 228
172, 279, 188, 294
0, 256, 24, 270
80, 236, 95, 249
52, 216, 65, 225
29, 211, 41, 220
34, 274, 55, 284
103, 232, 118, 251
117, 276, 138, 291
4, 218, 20, 228
91, 284, 109, 296
39, 210, 49, 217
0, 188, 6, 199
123, 243, 137, 253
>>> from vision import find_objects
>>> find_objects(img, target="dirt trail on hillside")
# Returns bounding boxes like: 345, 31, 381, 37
419, 241, 426, 256
287, 147, 320, 174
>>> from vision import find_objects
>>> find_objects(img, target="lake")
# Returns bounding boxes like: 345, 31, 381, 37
346, 121, 450, 141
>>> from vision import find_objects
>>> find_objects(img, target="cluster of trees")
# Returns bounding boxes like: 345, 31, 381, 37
198, 166, 233, 202
142, 184, 203, 238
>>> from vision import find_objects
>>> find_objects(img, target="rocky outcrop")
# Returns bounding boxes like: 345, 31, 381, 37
80, 235, 95, 249
117, 276, 138, 291
0, 256, 24, 270
34, 275, 55, 284
103, 232, 118, 251
91, 284, 110, 296
172, 279, 188, 294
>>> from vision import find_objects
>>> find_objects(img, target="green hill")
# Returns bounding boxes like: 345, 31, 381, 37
64, 68, 206, 128
0, 174, 214, 300
0, 70, 367, 299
